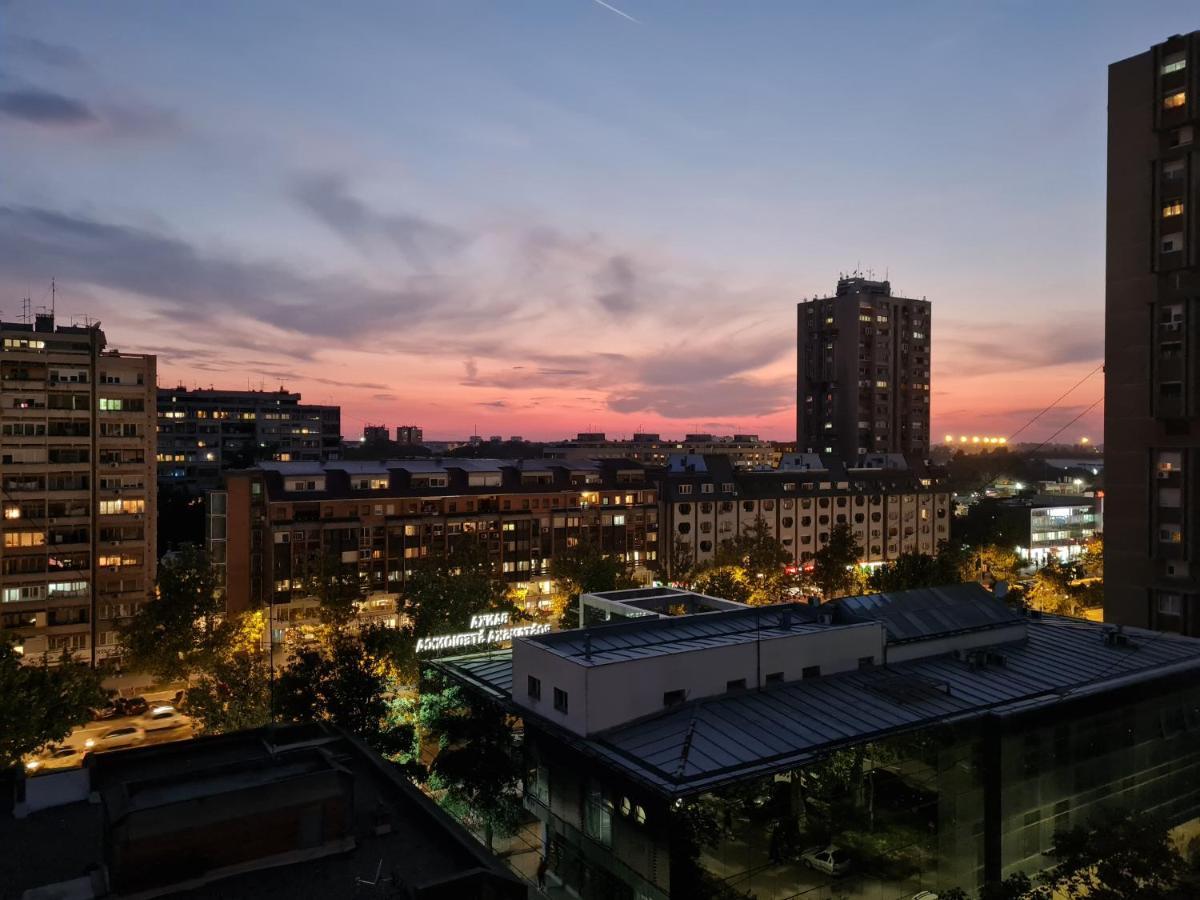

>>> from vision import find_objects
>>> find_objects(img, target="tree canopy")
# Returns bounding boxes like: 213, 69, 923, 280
811, 524, 864, 599
0, 635, 108, 768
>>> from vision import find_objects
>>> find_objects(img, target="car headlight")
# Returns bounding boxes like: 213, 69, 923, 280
84, 738, 96, 749
25, 760, 40, 771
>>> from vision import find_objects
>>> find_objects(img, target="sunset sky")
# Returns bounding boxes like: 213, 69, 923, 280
1, 1, 1194, 443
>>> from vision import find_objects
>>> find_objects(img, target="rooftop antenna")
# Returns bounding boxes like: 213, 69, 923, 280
50, 278, 55, 317
21, 296, 31, 323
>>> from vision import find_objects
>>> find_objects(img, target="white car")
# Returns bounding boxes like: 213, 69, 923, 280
800, 845, 851, 876
912, 892, 940, 900
138, 705, 191, 732
85, 725, 145, 752
24, 745, 87, 773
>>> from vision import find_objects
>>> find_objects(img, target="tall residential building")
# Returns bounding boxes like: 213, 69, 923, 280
796, 276, 932, 461
157, 387, 341, 493
1105, 32, 1200, 633
1, 314, 156, 665
395, 424, 424, 445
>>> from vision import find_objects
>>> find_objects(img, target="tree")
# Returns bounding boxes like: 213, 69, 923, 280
693, 566, 753, 604
404, 540, 510, 639
1040, 809, 1185, 900
549, 537, 639, 626
118, 545, 224, 681
0, 635, 108, 768
419, 678, 523, 850
1027, 557, 1077, 614
183, 610, 271, 735
868, 544, 968, 593
1079, 535, 1103, 579
274, 626, 413, 756
811, 524, 864, 599
302, 547, 363, 629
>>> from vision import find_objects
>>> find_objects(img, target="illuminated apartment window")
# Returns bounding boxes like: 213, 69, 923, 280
1160, 524, 1183, 544
1162, 52, 1187, 75
1163, 91, 1186, 110
1163, 201, 1184, 218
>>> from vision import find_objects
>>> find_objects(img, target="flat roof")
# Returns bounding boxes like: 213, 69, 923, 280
526, 603, 834, 666
441, 615, 1200, 796
836, 583, 1022, 643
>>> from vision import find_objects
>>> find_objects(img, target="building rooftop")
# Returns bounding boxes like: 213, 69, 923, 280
2, 724, 523, 900
836, 583, 1023, 643
530, 602, 831, 667
440, 596, 1200, 797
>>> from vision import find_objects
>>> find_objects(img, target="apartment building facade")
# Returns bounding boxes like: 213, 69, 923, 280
1, 315, 156, 664
544, 432, 779, 469
1105, 32, 1200, 634
797, 276, 932, 460
661, 453, 951, 577
210, 459, 660, 632
157, 387, 341, 493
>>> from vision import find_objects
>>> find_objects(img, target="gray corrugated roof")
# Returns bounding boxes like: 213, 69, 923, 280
439, 616, 1200, 797
834, 583, 1020, 643
528, 604, 826, 666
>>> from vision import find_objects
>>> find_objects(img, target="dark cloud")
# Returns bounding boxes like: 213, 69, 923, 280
608, 376, 792, 419
0, 87, 95, 125
937, 318, 1102, 376
291, 172, 464, 269
594, 254, 637, 316
5, 35, 87, 69
0, 204, 477, 341
635, 333, 793, 387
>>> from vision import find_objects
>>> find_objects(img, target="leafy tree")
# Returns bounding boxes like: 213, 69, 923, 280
967, 544, 1024, 586
274, 626, 412, 756
978, 873, 1036, 900
868, 544, 969, 593
0, 635, 108, 768
693, 565, 753, 604
419, 678, 523, 850
404, 540, 510, 639
1027, 558, 1077, 614
184, 610, 271, 735
1040, 809, 1184, 900
812, 524, 864, 599
954, 498, 1027, 551
1079, 535, 1103, 579
302, 547, 362, 629
118, 545, 224, 681
549, 537, 639, 626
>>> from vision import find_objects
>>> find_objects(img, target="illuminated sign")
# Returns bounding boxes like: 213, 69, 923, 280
415, 611, 551, 653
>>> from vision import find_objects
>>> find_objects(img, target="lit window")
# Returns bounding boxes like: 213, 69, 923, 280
1163, 201, 1184, 218
1163, 91, 1186, 110
1162, 53, 1187, 76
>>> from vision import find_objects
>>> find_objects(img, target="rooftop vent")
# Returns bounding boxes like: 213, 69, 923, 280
1103, 624, 1133, 648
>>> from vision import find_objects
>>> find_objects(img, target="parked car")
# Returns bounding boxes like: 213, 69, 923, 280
24, 745, 87, 773
800, 845, 852, 876
90, 701, 119, 721
85, 725, 145, 752
138, 705, 190, 732
117, 696, 149, 717
911, 892, 939, 900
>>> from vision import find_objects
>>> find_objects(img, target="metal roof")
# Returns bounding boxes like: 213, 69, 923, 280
439, 616, 1200, 798
527, 603, 828, 666
833, 583, 1020, 643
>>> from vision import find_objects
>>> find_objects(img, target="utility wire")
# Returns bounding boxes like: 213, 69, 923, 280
1005, 363, 1103, 445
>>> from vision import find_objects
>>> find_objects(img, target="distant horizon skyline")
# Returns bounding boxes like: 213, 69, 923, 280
3, 2, 1193, 443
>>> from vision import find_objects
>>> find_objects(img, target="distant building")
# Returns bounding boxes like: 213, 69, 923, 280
1105, 32, 1200, 634
2, 314, 156, 665
395, 424, 424, 445
797, 276, 931, 460
544, 431, 779, 468
362, 423, 389, 443
999, 496, 1102, 565
438, 584, 1200, 898
209, 458, 661, 628
157, 388, 341, 493
4, 723, 524, 899
661, 452, 949, 577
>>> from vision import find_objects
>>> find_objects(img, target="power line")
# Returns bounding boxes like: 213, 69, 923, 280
1006, 363, 1103, 445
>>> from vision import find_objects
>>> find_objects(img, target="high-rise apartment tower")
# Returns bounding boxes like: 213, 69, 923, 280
796, 277, 931, 461
1, 314, 157, 664
1105, 32, 1200, 633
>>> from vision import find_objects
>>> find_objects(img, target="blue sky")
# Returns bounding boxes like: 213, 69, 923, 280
1, 1, 1194, 439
